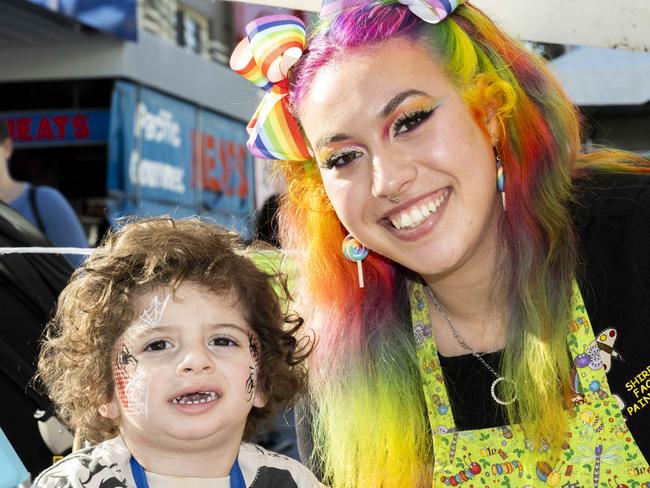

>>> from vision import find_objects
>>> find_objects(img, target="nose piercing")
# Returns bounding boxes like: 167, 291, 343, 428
386, 195, 400, 204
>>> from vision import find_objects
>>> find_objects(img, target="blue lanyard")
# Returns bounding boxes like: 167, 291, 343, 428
130, 455, 246, 488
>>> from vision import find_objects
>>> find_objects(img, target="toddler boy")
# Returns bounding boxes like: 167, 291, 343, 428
34, 218, 321, 488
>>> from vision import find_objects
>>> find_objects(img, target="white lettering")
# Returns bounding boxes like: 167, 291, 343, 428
129, 151, 186, 194
134, 103, 182, 148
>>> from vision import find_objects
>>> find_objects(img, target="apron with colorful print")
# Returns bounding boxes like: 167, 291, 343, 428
409, 281, 650, 488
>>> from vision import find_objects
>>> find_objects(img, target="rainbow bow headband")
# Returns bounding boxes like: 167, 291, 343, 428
230, 1, 464, 161
230, 15, 312, 161
321, 0, 465, 23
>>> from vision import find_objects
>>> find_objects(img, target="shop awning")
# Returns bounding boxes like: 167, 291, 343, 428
229, 0, 650, 52
549, 47, 650, 106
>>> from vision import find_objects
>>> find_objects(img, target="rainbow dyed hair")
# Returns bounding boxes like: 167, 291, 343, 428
277, 2, 649, 487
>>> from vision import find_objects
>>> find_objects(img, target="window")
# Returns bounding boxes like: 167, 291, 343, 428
176, 5, 209, 56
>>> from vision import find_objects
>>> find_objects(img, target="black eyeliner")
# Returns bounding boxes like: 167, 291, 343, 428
391, 104, 439, 138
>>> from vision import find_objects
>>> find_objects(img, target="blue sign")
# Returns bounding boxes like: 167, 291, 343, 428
108, 81, 255, 235
27, 0, 137, 41
1, 110, 109, 148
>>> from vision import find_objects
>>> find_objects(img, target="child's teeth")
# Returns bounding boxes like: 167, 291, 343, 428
172, 391, 218, 404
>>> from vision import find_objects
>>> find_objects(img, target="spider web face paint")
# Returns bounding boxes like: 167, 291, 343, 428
113, 342, 151, 419
248, 332, 261, 365
139, 295, 170, 327
108, 284, 262, 454
124, 369, 151, 419
246, 365, 256, 402
114, 344, 138, 409
246, 332, 262, 402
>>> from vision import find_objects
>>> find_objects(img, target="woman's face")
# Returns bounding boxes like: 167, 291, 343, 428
299, 38, 502, 279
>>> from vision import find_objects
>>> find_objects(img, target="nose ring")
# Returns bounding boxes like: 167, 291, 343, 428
386, 195, 400, 204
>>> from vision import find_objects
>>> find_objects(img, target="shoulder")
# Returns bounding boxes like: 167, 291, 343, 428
33, 437, 132, 488
572, 169, 650, 262
572, 170, 650, 225
33, 186, 72, 206
239, 443, 324, 488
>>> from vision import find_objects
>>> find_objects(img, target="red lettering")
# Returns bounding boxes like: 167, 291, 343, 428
52, 116, 69, 139
218, 139, 232, 196
16, 118, 32, 142
72, 115, 89, 139
191, 130, 199, 188
192, 132, 249, 205
6, 119, 16, 139
236, 144, 249, 200
203, 134, 219, 192
36, 118, 54, 140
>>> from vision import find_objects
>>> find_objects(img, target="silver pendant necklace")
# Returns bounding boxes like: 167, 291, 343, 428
424, 285, 517, 406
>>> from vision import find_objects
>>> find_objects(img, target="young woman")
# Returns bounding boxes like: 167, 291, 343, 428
231, 1, 650, 486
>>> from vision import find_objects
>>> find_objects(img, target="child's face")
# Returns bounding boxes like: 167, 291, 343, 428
99, 282, 266, 453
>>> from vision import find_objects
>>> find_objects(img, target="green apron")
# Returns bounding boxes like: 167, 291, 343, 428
409, 281, 650, 487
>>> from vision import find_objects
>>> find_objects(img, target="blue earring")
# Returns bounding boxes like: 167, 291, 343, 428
496, 154, 506, 211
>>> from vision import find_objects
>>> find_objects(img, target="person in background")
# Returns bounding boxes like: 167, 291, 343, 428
0, 200, 74, 477
0, 119, 87, 265
253, 192, 303, 461
255, 194, 282, 248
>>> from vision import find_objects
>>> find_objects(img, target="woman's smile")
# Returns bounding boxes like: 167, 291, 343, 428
299, 38, 501, 277
381, 187, 450, 240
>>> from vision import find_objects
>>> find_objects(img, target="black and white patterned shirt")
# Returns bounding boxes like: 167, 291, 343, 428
33, 437, 324, 488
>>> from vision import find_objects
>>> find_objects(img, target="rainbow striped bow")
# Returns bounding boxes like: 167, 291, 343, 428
321, 0, 464, 24
230, 15, 312, 161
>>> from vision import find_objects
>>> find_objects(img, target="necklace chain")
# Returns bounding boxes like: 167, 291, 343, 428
423, 284, 516, 406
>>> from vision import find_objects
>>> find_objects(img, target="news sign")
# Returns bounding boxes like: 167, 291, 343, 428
1, 111, 109, 148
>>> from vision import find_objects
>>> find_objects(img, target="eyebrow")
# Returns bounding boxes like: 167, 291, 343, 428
314, 89, 429, 152
381, 89, 429, 119
315, 133, 351, 152
131, 322, 250, 337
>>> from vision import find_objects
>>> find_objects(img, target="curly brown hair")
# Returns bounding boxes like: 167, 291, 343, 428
37, 217, 311, 444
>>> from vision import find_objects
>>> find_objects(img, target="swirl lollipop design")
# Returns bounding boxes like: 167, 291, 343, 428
342, 234, 369, 288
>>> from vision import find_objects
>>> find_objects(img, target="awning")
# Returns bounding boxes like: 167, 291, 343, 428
549, 47, 650, 106
228, 0, 650, 52
107, 81, 256, 234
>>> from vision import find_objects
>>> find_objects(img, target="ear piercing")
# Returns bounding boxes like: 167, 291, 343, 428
496, 154, 506, 211
342, 234, 369, 288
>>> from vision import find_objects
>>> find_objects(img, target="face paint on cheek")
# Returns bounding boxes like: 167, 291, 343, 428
246, 365, 256, 402
139, 294, 170, 327
248, 332, 260, 365
124, 369, 151, 420
114, 344, 138, 408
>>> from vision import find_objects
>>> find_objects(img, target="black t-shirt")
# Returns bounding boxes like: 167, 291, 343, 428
440, 170, 650, 459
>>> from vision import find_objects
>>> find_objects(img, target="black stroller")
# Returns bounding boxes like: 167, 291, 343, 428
0, 202, 75, 479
